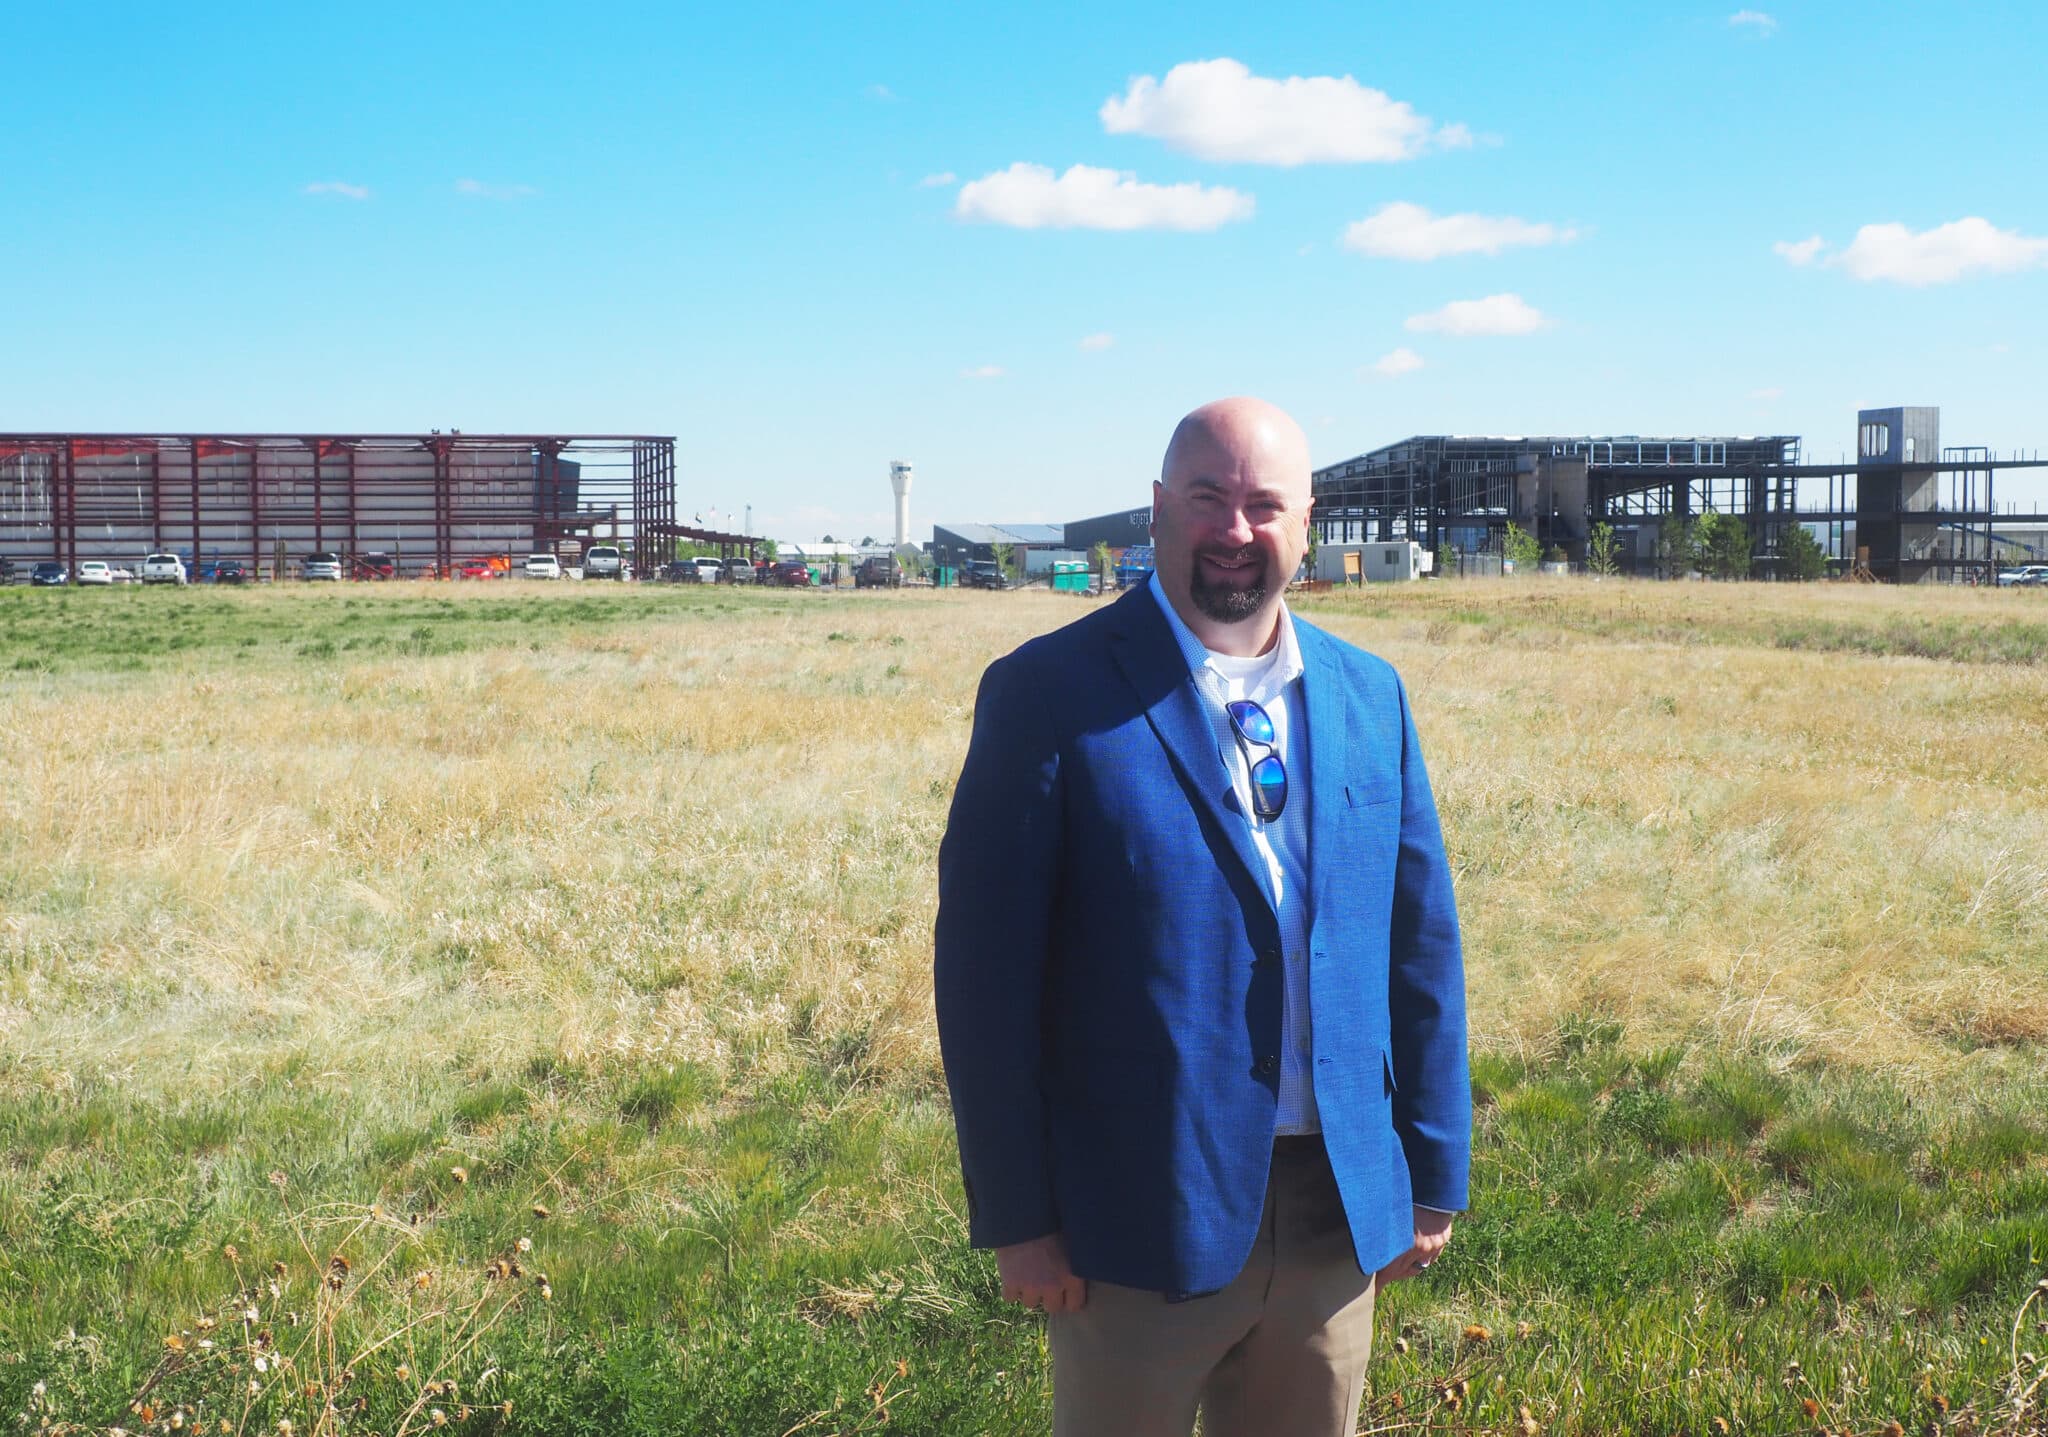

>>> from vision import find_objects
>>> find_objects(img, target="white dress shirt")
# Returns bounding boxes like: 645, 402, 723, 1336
1147, 574, 1319, 1135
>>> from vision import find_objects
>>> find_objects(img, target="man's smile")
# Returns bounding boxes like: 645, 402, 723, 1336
1200, 550, 1260, 583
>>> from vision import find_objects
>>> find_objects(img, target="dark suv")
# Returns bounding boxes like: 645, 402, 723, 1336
768, 560, 812, 587
30, 561, 68, 586
854, 555, 900, 589
963, 560, 1006, 590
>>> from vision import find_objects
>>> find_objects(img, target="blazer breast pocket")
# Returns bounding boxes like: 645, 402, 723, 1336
1343, 782, 1400, 809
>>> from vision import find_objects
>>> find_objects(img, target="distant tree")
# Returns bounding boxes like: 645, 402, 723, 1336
1654, 517, 1691, 579
1436, 542, 1457, 579
991, 542, 1017, 584
820, 534, 838, 544
1587, 521, 1620, 577
1780, 523, 1827, 581
1091, 540, 1113, 587
859, 535, 876, 547
1698, 513, 1751, 580
1503, 522, 1542, 572
760, 539, 779, 562
1686, 512, 1720, 574
1304, 523, 1319, 583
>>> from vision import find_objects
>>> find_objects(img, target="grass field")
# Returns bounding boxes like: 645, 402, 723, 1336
2, 577, 2045, 1436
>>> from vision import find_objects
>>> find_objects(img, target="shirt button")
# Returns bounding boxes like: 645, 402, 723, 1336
1257, 1055, 1279, 1077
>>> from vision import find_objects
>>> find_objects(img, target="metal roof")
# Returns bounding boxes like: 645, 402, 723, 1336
935, 521, 1066, 546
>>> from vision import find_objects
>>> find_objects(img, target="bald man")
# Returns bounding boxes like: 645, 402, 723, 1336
935, 398, 1470, 1437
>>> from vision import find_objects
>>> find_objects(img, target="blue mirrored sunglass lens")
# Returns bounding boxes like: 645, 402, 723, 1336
1228, 702, 1275, 744
1250, 756, 1287, 806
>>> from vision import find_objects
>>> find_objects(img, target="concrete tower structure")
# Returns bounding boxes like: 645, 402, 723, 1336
889, 460, 913, 548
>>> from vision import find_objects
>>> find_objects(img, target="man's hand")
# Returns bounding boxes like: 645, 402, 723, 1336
995, 1232, 1088, 1313
1374, 1207, 1454, 1290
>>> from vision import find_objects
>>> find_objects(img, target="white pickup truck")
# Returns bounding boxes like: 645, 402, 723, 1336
584, 545, 625, 580
141, 553, 188, 585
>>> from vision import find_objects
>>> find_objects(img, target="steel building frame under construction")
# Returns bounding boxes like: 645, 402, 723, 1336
1314, 420, 2048, 581
1314, 433, 1804, 573
0, 433, 713, 579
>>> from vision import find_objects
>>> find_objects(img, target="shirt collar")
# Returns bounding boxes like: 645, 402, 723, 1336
1147, 569, 1304, 691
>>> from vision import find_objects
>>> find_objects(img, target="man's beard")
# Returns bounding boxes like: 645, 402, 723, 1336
1189, 551, 1269, 624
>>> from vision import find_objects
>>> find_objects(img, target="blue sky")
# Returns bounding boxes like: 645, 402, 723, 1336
3, 1, 2045, 539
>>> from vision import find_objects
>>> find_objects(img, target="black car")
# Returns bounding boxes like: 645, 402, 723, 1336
963, 560, 1006, 590
30, 561, 68, 586
215, 559, 250, 584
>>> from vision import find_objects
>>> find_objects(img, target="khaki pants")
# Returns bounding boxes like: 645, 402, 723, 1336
1048, 1136, 1377, 1437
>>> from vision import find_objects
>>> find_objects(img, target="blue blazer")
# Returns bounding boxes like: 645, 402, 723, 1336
934, 586, 1471, 1296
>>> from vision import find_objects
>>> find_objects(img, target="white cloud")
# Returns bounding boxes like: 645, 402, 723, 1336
1404, 293, 1549, 336
962, 364, 1006, 379
1343, 201, 1575, 260
917, 171, 958, 188
867, 84, 896, 101
1369, 347, 1426, 378
1078, 333, 1116, 351
1773, 235, 1825, 266
303, 181, 369, 201
1099, 58, 1464, 165
1750, 386, 1784, 401
455, 178, 538, 200
954, 162, 1253, 231
1729, 10, 1778, 34
1830, 217, 2048, 285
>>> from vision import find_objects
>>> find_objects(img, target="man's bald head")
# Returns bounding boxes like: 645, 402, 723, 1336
1151, 397, 1315, 654
1160, 397, 1313, 502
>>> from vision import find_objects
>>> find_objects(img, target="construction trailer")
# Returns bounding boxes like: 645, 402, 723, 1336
1313, 541, 1430, 583
0, 433, 718, 579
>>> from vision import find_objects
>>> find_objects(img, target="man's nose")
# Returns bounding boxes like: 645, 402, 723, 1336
1217, 508, 1254, 545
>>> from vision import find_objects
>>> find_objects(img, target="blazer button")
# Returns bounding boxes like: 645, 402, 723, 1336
1256, 1055, 1279, 1077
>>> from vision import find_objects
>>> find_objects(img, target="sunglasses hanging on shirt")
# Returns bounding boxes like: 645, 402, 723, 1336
1225, 699, 1287, 821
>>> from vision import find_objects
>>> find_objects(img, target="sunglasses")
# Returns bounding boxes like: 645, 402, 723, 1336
1225, 699, 1287, 821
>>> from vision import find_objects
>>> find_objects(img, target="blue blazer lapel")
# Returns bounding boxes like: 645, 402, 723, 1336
1106, 588, 1273, 918
1294, 621, 1353, 920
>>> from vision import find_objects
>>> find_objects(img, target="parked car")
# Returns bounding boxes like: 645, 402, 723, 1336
768, 559, 812, 587
303, 552, 344, 581
109, 565, 138, 584
854, 555, 900, 589
2004, 564, 2048, 586
721, 557, 755, 585
584, 545, 626, 580
655, 560, 695, 583
141, 553, 188, 585
963, 560, 1007, 590
352, 551, 397, 581
0, 556, 15, 583
74, 560, 113, 586
214, 559, 250, 584
692, 557, 725, 584
523, 553, 563, 580
30, 561, 69, 586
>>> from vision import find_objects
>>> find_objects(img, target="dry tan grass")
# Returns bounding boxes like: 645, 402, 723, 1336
1, 580, 2043, 1119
